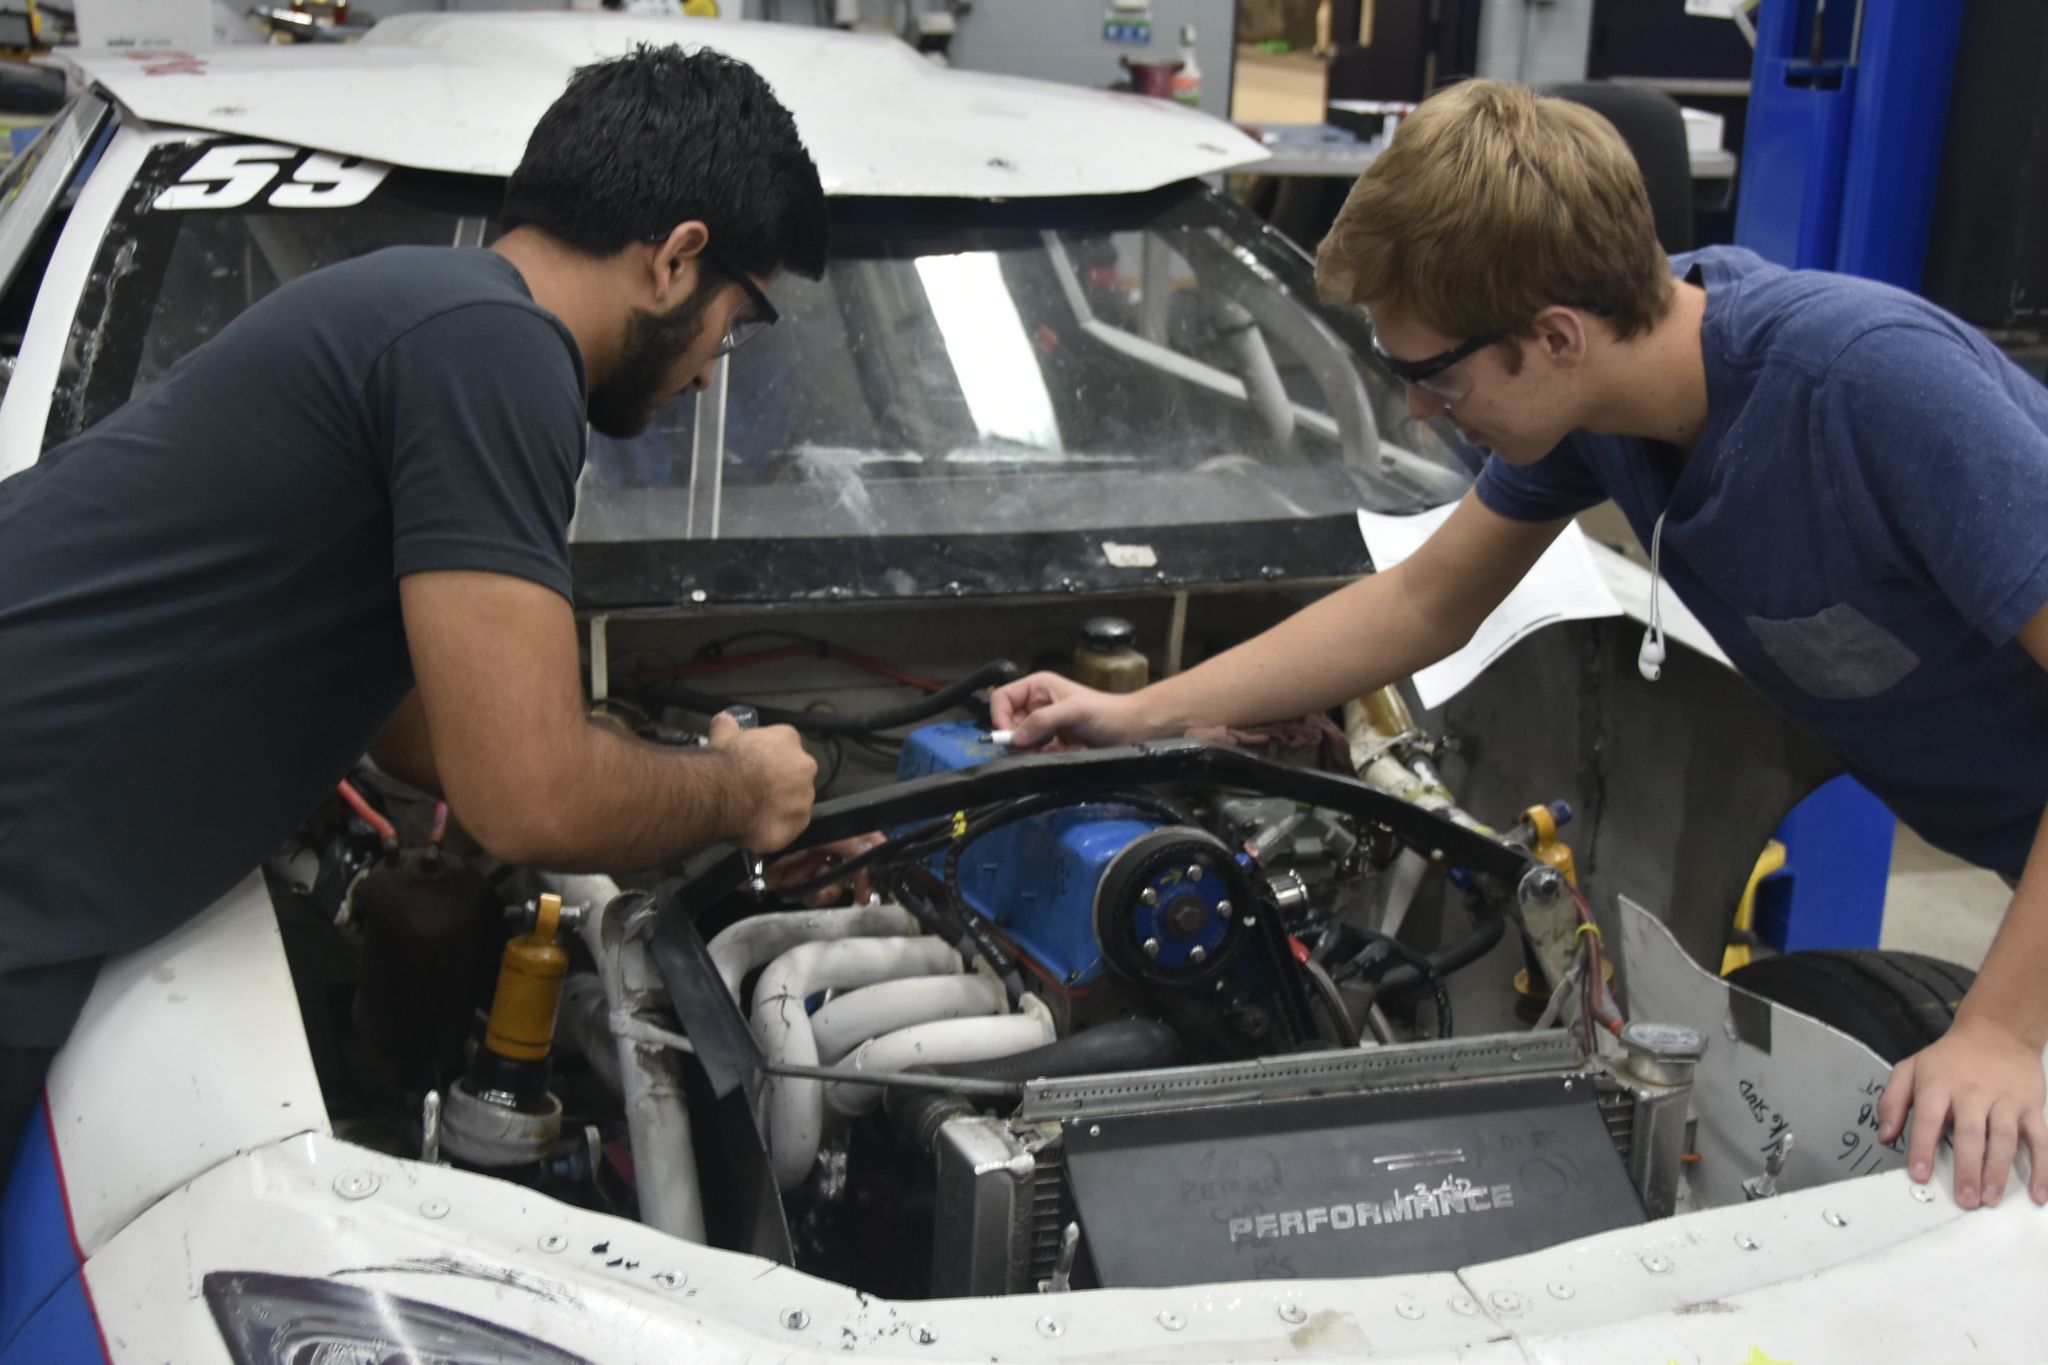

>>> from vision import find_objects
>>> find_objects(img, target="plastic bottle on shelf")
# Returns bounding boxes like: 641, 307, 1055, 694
1172, 26, 1202, 108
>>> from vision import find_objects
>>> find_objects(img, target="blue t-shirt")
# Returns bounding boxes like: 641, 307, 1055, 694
1477, 245, 2048, 877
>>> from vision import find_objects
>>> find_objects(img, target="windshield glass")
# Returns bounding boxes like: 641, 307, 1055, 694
571, 188, 1475, 543
51, 143, 498, 444
65, 154, 1474, 550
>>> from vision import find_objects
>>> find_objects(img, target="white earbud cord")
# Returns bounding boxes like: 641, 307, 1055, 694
1648, 509, 1667, 646
1639, 509, 1669, 682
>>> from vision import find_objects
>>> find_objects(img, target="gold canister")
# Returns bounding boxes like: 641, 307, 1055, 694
483, 892, 569, 1062
1074, 617, 1149, 693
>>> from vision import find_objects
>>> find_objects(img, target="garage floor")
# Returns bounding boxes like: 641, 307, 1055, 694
1882, 823, 2012, 970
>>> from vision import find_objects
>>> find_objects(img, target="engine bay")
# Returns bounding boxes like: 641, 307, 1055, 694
264, 630, 1741, 1302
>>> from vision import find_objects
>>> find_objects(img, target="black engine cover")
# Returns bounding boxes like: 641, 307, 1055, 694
1061, 1073, 1642, 1285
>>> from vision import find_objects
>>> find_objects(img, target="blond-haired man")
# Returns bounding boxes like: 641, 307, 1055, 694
993, 79, 2048, 1212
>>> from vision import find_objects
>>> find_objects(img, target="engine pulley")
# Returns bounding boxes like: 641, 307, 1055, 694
1095, 827, 1254, 987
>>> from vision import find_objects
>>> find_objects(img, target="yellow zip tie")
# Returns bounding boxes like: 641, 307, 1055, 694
1575, 923, 1603, 944
951, 810, 968, 839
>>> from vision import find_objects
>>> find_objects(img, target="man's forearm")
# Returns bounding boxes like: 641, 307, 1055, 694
1137, 565, 1463, 734
367, 691, 443, 796
1953, 806, 2048, 1050
482, 723, 752, 872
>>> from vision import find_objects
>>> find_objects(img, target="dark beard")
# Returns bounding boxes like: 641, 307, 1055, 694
586, 279, 719, 439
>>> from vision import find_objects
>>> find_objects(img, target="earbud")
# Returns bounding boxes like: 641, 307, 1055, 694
1639, 509, 1671, 684
1638, 627, 1666, 683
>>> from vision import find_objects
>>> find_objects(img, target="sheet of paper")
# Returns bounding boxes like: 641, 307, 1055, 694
1357, 504, 1623, 710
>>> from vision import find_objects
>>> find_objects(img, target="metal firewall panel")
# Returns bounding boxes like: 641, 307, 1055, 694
1614, 895, 1907, 1205
1061, 1075, 1643, 1287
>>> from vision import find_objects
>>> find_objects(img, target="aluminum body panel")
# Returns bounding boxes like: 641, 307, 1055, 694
1616, 895, 1907, 1205
58, 14, 1267, 198
46, 871, 327, 1256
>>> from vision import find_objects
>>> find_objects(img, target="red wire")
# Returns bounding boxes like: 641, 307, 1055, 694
643, 644, 811, 678
337, 779, 398, 849
829, 645, 947, 693
1568, 881, 1624, 1033
638, 643, 944, 694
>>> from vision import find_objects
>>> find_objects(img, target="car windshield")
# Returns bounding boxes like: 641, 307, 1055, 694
572, 187, 1475, 543
66, 150, 1473, 557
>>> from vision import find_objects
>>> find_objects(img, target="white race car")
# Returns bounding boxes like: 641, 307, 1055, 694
0, 15, 2035, 1363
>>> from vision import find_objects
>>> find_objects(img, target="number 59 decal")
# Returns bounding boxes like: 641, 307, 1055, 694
154, 143, 391, 212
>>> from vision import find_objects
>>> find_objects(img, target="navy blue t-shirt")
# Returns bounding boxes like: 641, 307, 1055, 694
1478, 246, 2048, 877
0, 247, 587, 1046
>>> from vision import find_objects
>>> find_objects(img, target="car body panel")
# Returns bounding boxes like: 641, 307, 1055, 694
83, 1128, 1528, 1362
45, 871, 327, 1257
57, 14, 1268, 200
18, 877, 2037, 1363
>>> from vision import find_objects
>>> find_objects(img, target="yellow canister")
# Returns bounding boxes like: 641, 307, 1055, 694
1074, 617, 1149, 694
483, 892, 569, 1062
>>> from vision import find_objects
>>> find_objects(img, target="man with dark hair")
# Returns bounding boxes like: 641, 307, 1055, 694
501, 45, 830, 436
0, 45, 832, 1163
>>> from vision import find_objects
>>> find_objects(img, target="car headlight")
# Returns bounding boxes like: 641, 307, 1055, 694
204, 1271, 591, 1365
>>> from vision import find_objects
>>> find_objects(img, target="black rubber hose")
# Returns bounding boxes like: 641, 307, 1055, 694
770, 817, 956, 903
889, 873, 956, 940
957, 914, 1025, 998
643, 658, 1019, 736
895, 874, 1027, 1002
882, 1021, 1186, 1152
885, 1088, 982, 1155
1354, 927, 1456, 1038
1371, 894, 1505, 996
928, 1018, 1185, 1084
1301, 959, 1362, 1048
1425, 968, 1454, 1038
